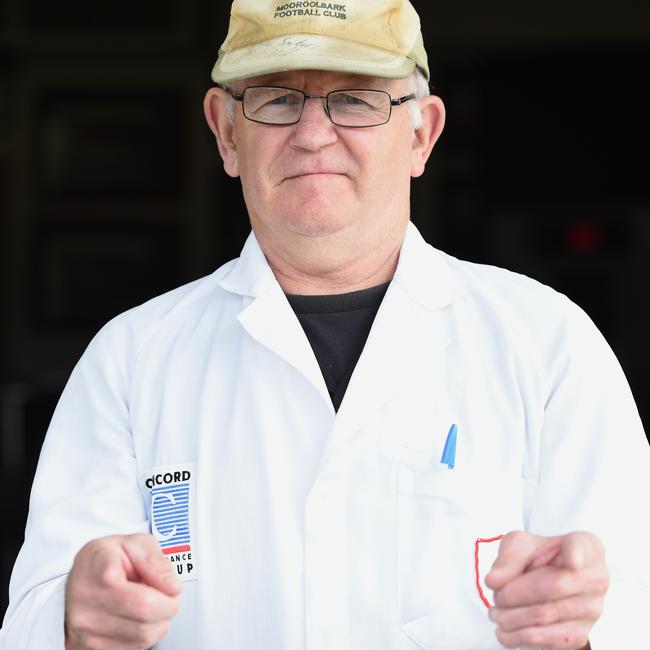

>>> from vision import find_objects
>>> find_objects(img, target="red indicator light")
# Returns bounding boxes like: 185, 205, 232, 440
566, 221, 604, 252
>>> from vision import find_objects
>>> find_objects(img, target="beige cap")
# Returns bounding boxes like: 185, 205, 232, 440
211, 0, 429, 83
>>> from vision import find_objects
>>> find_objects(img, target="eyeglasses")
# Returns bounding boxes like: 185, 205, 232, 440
229, 86, 417, 128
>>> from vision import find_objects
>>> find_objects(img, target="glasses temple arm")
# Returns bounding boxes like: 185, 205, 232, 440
390, 93, 418, 106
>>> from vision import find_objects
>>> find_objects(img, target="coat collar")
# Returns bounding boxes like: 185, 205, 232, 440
392, 221, 465, 310
218, 221, 465, 307
218, 231, 278, 298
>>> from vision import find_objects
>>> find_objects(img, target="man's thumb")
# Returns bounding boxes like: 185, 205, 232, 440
553, 531, 603, 572
485, 531, 555, 591
122, 534, 182, 596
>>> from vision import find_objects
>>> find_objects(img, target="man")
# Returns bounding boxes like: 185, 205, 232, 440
1, 1, 649, 648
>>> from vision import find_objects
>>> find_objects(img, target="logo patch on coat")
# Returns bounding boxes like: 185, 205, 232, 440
139, 463, 198, 582
474, 535, 503, 608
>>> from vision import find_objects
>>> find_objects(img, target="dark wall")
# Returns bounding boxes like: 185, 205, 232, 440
1, 0, 649, 619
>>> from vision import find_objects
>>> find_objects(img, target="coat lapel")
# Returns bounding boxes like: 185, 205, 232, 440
219, 233, 334, 411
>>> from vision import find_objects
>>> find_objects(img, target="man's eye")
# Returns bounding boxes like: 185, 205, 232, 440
339, 94, 367, 106
268, 94, 300, 106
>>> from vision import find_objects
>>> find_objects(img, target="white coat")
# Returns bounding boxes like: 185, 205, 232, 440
2, 222, 649, 649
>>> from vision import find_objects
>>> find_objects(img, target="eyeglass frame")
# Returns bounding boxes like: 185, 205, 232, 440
228, 85, 418, 128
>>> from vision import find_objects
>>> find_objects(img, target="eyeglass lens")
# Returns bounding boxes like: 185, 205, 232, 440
242, 87, 392, 127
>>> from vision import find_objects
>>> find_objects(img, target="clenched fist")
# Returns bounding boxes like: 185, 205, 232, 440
485, 531, 608, 649
65, 533, 182, 650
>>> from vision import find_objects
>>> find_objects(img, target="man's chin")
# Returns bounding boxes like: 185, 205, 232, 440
279, 213, 351, 239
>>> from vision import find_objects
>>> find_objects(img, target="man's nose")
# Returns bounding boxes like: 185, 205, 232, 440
289, 97, 338, 151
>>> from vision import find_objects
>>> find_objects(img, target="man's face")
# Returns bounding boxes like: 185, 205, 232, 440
206, 69, 443, 256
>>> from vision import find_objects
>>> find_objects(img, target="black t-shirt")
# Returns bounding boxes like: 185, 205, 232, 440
286, 282, 390, 411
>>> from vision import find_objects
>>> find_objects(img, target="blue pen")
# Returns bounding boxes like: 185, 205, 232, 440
441, 424, 457, 469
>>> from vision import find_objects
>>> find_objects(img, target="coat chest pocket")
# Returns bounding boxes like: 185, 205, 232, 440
397, 462, 525, 650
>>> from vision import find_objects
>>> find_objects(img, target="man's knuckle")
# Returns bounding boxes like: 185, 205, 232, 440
559, 630, 587, 648
494, 627, 510, 646
134, 622, 161, 647
529, 602, 555, 626
66, 610, 92, 634
65, 578, 87, 603
577, 627, 591, 647
85, 536, 117, 558
593, 570, 610, 594
129, 532, 158, 552
567, 530, 587, 544
133, 593, 158, 621
90, 636, 119, 650
574, 529, 603, 552
499, 531, 522, 550
585, 596, 605, 621
69, 627, 106, 650
82, 537, 103, 554
132, 601, 152, 622
78, 639, 97, 650
146, 621, 172, 646
158, 619, 172, 638
169, 596, 181, 617
502, 531, 520, 543
95, 563, 120, 586
81, 541, 122, 582
545, 570, 572, 598
128, 532, 148, 547
551, 623, 591, 647
518, 627, 544, 646
84, 639, 106, 650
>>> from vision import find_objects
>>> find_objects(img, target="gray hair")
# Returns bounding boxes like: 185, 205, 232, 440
220, 67, 430, 131
404, 67, 430, 131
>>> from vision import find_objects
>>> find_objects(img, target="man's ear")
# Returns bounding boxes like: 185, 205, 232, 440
410, 95, 446, 178
203, 87, 240, 178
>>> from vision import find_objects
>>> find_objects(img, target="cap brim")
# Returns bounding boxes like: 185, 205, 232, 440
211, 33, 417, 83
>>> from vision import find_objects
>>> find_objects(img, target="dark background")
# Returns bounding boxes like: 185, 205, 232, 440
1, 0, 649, 619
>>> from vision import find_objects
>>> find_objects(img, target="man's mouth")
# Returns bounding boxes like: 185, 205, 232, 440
285, 171, 346, 180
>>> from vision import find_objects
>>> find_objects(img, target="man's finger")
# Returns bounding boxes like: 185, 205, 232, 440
101, 579, 181, 623
485, 532, 561, 591
492, 564, 606, 609
121, 534, 182, 596
68, 632, 143, 650
78, 611, 172, 648
494, 618, 592, 649
490, 594, 604, 632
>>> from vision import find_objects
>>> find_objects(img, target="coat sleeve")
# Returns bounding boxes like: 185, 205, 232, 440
0, 317, 149, 649
526, 296, 650, 646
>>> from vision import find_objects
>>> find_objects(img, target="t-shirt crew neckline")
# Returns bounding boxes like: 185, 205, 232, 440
285, 281, 391, 314
286, 282, 391, 411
